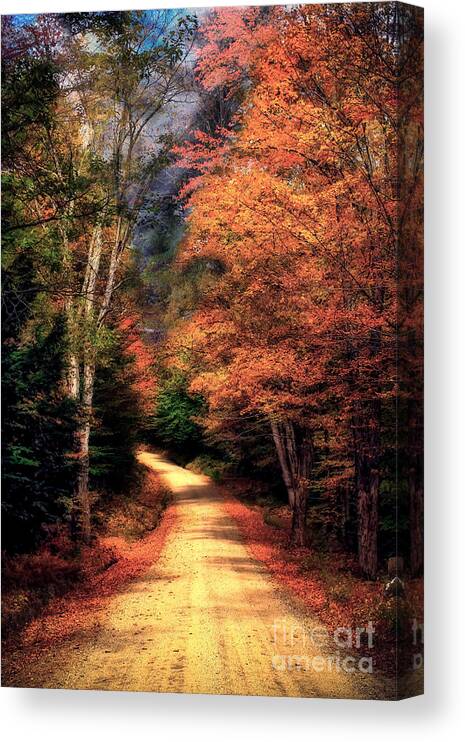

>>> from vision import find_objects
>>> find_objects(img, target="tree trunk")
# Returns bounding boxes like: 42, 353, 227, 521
354, 397, 381, 579
408, 399, 423, 575
409, 471, 423, 576
291, 484, 308, 547
75, 419, 91, 544
65, 352, 80, 399
353, 321, 383, 579
74, 360, 95, 544
337, 481, 353, 550
271, 421, 296, 510
271, 420, 313, 546
357, 458, 379, 579
66, 223, 103, 543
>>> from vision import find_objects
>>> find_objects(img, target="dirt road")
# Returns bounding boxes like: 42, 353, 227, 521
7, 451, 392, 698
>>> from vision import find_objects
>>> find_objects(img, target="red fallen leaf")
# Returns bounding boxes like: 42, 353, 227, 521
19, 505, 176, 650
222, 487, 423, 676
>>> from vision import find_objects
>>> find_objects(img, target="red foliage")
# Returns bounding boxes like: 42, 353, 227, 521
19, 505, 176, 650
118, 313, 157, 414
223, 488, 422, 675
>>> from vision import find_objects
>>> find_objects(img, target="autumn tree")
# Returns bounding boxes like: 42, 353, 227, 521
171, 2, 423, 570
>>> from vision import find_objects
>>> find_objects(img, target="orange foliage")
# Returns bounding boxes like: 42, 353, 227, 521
173, 4, 423, 492
118, 313, 157, 415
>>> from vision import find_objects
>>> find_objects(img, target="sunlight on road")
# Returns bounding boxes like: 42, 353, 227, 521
8, 451, 393, 699
31, 450, 388, 698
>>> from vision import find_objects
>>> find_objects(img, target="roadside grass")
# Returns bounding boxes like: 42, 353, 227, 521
96, 467, 172, 541
185, 454, 232, 483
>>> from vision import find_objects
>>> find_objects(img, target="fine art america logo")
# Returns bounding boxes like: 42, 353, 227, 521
271, 618, 375, 674
271, 618, 424, 674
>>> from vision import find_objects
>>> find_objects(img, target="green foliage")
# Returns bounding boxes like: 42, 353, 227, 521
306, 502, 343, 552
2, 314, 77, 553
1, 54, 59, 162
379, 475, 409, 560
1, 25, 78, 553
186, 454, 231, 483
1, 10, 201, 558
150, 370, 204, 453
90, 331, 144, 492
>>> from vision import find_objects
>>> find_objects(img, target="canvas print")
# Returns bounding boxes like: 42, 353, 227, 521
1, 2, 423, 700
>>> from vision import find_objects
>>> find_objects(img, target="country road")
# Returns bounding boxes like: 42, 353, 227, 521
5, 451, 393, 699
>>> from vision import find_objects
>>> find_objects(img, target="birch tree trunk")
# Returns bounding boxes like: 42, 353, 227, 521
75, 360, 95, 543
66, 223, 103, 542
65, 352, 80, 399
